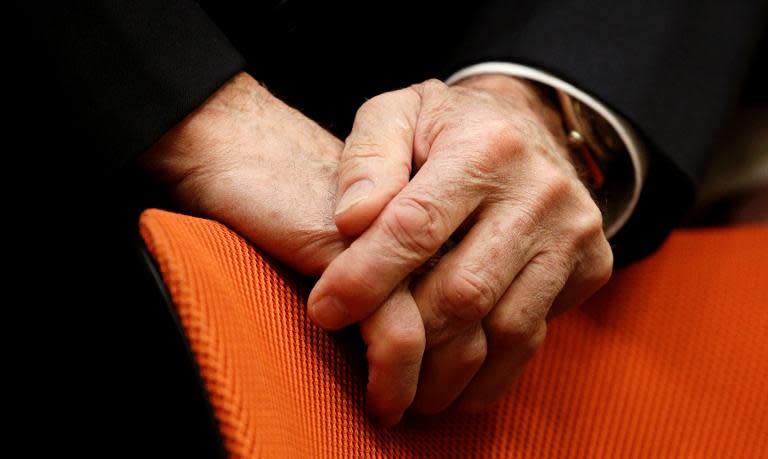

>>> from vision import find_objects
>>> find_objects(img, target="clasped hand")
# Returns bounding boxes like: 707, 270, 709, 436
142, 72, 612, 426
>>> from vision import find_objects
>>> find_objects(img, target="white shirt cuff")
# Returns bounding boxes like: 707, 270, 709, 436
446, 62, 648, 239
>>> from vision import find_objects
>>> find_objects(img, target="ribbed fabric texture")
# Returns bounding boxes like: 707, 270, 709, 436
140, 208, 768, 458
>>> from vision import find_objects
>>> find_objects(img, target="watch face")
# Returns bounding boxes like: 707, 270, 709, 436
571, 98, 623, 162
558, 91, 636, 230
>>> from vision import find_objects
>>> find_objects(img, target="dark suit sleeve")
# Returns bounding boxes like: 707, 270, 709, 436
48, 1, 246, 174
448, 0, 767, 263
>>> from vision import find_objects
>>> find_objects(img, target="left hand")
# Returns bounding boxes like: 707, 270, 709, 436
308, 75, 613, 419
138, 72, 348, 276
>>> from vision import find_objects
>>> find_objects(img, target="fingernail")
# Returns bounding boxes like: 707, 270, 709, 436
335, 179, 374, 216
310, 296, 349, 330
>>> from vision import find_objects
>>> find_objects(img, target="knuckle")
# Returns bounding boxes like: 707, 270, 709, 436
455, 333, 488, 370
368, 324, 425, 369
342, 140, 388, 161
600, 240, 614, 274
482, 119, 524, 154
357, 92, 391, 116
595, 261, 613, 287
438, 268, 498, 322
586, 240, 614, 287
418, 78, 449, 95
524, 171, 575, 220
485, 314, 546, 356
337, 151, 375, 181
456, 119, 526, 179
285, 227, 348, 276
582, 203, 605, 235
569, 205, 606, 248
382, 196, 447, 260
588, 205, 605, 231
540, 172, 575, 206
339, 146, 410, 182
474, 119, 526, 169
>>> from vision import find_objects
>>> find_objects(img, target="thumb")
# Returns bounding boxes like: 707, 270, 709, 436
335, 88, 421, 236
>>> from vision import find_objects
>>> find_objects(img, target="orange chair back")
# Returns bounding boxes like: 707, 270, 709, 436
140, 209, 768, 458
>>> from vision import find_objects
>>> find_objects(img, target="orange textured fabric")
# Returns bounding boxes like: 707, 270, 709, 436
139, 208, 768, 458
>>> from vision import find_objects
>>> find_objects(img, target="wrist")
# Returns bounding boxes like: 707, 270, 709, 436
138, 72, 274, 189
201, 71, 276, 117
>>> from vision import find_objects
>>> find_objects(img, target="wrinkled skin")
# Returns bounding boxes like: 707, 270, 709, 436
141, 72, 612, 426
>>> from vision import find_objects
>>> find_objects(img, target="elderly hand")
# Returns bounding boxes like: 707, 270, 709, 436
309, 75, 613, 420
139, 72, 349, 275
140, 73, 432, 423
140, 71, 427, 425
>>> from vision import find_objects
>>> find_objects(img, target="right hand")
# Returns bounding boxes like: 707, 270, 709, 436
139, 72, 348, 276
310, 77, 613, 418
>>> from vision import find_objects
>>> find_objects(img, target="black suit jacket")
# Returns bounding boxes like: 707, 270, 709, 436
47, 0, 767, 263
